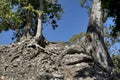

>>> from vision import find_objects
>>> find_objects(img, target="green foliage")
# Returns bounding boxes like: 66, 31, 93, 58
112, 54, 120, 72
0, 0, 63, 39
101, 0, 120, 37
69, 32, 85, 43
43, 0, 63, 29
0, 0, 23, 32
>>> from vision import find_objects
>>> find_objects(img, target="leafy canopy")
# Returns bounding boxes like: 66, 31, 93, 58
101, 0, 120, 37
0, 0, 63, 38
0, 0, 22, 32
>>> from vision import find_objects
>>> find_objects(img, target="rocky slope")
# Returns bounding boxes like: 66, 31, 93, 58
0, 39, 119, 80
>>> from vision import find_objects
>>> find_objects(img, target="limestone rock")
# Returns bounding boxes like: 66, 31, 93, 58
0, 39, 119, 80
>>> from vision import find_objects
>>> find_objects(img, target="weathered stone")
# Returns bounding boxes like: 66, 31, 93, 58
0, 39, 119, 80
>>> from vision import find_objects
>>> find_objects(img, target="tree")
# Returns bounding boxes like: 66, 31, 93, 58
0, 0, 22, 32
101, 0, 120, 37
80, 0, 114, 71
0, 0, 63, 45
34, 0, 63, 43
80, 0, 120, 37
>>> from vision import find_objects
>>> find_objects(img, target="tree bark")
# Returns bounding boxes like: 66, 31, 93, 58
24, 13, 31, 39
19, 11, 32, 41
34, 0, 44, 40
87, 0, 114, 71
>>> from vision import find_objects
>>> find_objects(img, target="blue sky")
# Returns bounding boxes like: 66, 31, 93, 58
43, 0, 89, 41
0, 0, 117, 46
0, 0, 89, 45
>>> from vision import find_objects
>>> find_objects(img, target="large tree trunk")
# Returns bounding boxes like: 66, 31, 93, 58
34, 0, 44, 40
24, 14, 31, 39
87, 0, 114, 71
34, 0, 48, 47
19, 11, 32, 41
